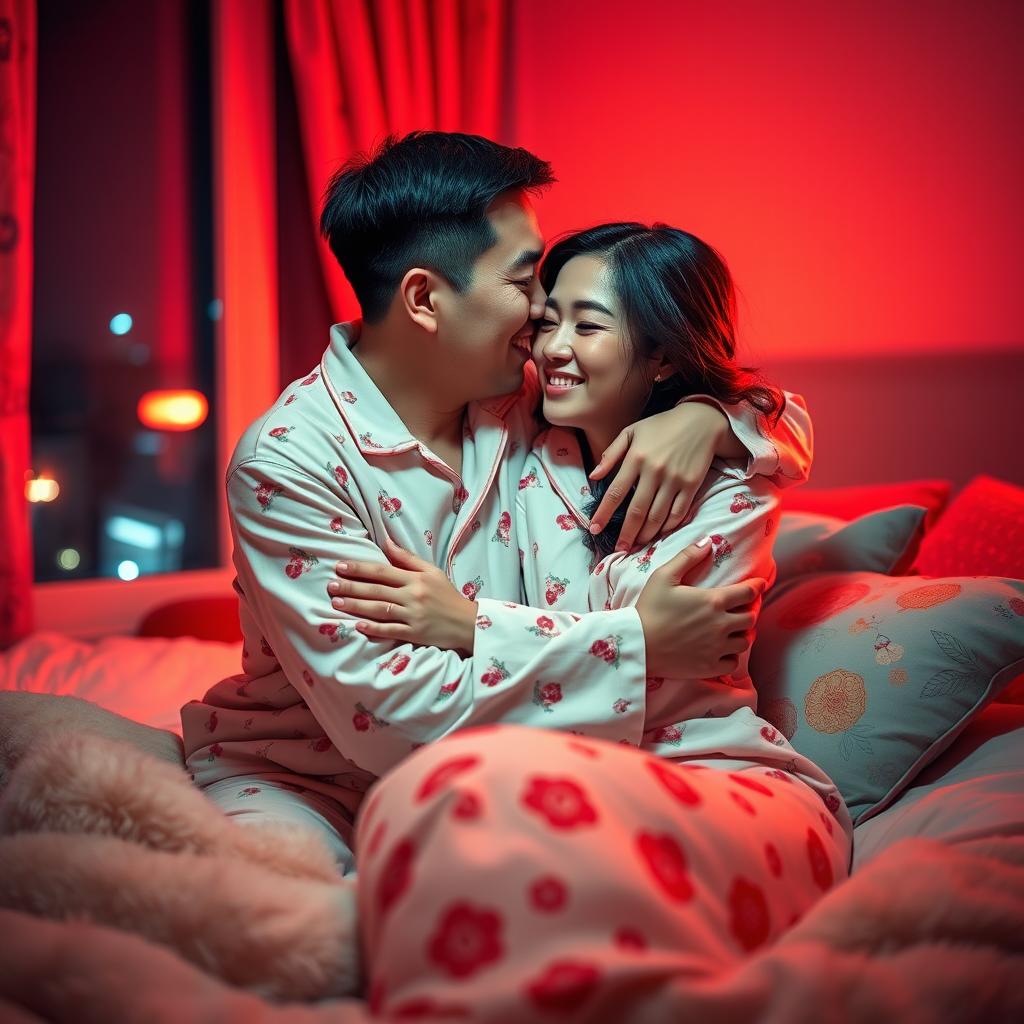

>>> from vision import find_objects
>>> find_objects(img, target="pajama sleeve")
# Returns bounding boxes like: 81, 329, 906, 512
228, 458, 648, 779
679, 390, 813, 488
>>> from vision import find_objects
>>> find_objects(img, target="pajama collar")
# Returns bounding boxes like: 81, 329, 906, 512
531, 426, 596, 528
320, 321, 517, 456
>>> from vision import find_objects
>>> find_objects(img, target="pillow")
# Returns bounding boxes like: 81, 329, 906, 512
851, 702, 1024, 871
773, 505, 928, 582
138, 596, 243, 643
0, 631, 244, 736
912, 475, 1024, 580
750, 572, 1024, 826
783, 479, 952, 530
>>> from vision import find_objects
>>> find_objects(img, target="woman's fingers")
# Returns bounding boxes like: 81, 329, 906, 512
332, 596, 406, 623
662, 489, 696, 536
633, 484, 674, 548
588, 430, 630, 482
330, 576, 403, 605
354, 620, 407, 640
589, 457, 640, 537
616, 474, 659, 551
720, 578, 766, 610
334, 558, 407, 587
382, 536, 432, 569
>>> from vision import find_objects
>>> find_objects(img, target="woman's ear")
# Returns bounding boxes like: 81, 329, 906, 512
400, 268, 440, 335
650, 352, 675, 383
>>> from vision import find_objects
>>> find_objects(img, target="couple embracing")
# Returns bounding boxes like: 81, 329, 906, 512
181, 131, 851, 1015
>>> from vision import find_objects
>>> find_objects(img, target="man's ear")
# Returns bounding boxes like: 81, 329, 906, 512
400, 267, 441, 334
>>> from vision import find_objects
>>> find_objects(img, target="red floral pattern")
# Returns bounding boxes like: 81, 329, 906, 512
528, 875, 568, 913
807, 827, 834, 890
613, 926, 647, 951
427, 902, 505, 979
525, 960, 602, 1013
416, 755, 481, 803
728, 876, 771, 951
377, 837, 415, 917
636, 831, 694, 902
522, 776, 599, 830
647, 760, 703, 807
730, 791, 757, 816
452, 790, 482, 821
729, 773, 776, 797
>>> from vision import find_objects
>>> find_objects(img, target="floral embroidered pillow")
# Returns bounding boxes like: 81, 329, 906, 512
773, 505, 928, 583
749, 571, 1024, 826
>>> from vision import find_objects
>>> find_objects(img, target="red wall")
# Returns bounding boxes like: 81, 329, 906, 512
511, 0, 1023, 361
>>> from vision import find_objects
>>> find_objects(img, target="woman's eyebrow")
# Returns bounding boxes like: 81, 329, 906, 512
545, 297, 615, 317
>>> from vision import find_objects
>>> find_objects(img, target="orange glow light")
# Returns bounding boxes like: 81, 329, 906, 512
26, 475, 60, 503
137, 389, 209, 431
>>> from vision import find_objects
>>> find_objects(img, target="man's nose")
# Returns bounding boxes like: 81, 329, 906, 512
528, 279, 547, 321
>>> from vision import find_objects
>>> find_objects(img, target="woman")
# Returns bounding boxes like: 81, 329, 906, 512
336, 224, 852, 1019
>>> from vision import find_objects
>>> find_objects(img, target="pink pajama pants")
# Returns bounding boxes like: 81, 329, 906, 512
354, 724, 851, 1022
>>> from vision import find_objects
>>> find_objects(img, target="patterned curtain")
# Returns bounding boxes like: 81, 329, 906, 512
0, 0, 35, 648
283, 0, 508, 322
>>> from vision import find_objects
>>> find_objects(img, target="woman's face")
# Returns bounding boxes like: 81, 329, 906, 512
534, 255, 659, 437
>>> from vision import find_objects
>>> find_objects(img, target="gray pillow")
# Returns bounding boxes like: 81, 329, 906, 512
773, 505, 927, 583
750, 571, 1024, 825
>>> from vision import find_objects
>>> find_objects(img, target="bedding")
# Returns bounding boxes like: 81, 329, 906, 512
2, 833, 1023, 1022
750, 571, 1024, 824
912, 474, 1024, 579
772, 504, 927, 581
2, 468, 1024, 1020
782, 477, 952, 529
852, 701, 1024, 870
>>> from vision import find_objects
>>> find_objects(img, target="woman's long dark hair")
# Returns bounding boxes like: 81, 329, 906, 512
537, 223, 785, 559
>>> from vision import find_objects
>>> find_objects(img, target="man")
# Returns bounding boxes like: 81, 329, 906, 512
181, 132, 812, 871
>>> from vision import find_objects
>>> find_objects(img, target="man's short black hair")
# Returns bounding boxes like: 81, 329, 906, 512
319, 131, 555, 322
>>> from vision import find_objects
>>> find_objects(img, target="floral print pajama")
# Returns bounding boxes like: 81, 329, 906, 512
180, 321, 814, 849
354, 724, 851, 1021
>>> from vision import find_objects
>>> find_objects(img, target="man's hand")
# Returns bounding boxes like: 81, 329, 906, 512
587, 401, 732, 551
635, 540, 766, 679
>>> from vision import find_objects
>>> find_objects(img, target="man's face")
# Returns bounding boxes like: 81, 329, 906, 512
433, 190, 547, 401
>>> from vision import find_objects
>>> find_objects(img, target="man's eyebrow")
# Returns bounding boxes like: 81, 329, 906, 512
545, 297, 616, 317
508, 248, 545, 272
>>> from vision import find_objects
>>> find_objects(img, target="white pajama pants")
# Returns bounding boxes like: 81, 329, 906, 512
201, 776, 357, 876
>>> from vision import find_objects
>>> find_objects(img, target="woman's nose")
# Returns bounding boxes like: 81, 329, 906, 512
540, 323, 573, 360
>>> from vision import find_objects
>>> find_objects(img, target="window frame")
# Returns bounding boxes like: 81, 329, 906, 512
32, 0, 278, 640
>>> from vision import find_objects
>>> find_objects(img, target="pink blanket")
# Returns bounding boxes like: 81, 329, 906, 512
2, 834, 1022, 1023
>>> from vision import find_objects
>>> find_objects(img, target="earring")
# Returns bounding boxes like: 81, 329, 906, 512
654, 373, 663, 383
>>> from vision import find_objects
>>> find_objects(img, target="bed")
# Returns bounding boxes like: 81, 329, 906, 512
1, 474, 1023, 1022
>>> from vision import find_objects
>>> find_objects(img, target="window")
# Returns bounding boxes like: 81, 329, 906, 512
30, 0, 217, 584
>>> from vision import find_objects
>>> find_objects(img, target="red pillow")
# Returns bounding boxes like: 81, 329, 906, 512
783, 479, 952, 530
912, 475, 1024, 580
137, 596, 243, 643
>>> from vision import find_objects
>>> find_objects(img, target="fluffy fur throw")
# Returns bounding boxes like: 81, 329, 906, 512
1, 695, 1023, 1021
0, 697, 360, 1001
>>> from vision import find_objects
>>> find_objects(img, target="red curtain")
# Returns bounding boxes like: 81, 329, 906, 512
0, 0, 35, 648
283, 0, 507, 322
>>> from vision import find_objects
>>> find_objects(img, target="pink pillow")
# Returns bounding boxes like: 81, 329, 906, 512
783, 479, 952, 530
912, 475, 1024, 579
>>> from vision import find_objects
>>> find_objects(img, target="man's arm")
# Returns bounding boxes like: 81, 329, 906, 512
229, 458, 648, 778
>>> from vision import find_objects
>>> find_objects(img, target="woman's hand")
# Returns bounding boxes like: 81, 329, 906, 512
588, 401, 734, 551
327, 537, 477, 652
